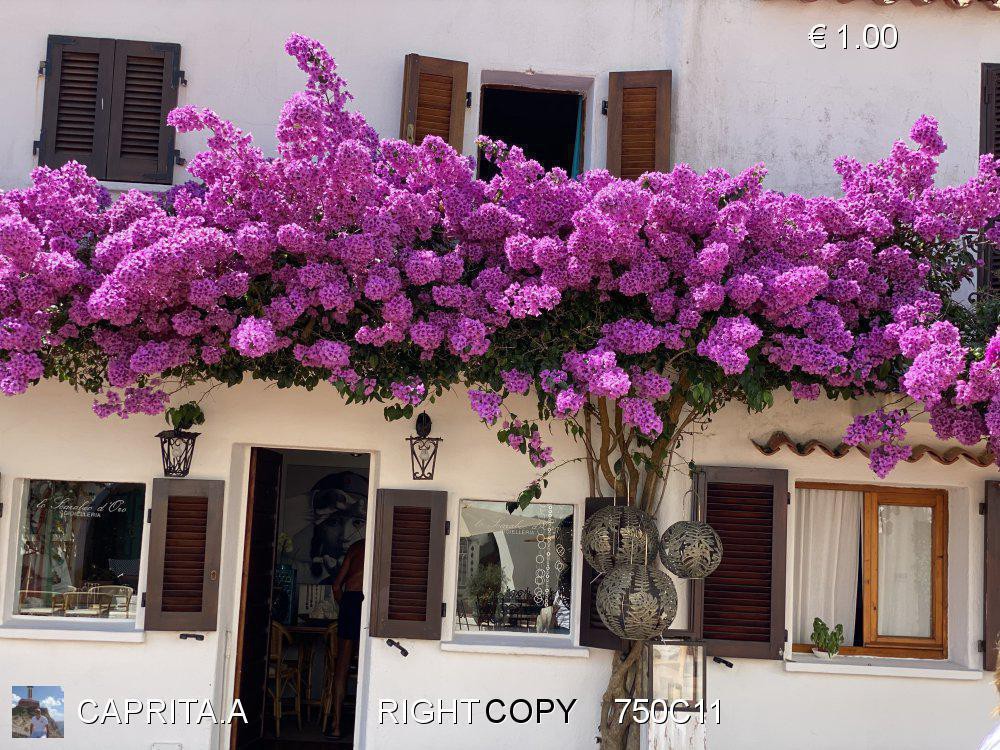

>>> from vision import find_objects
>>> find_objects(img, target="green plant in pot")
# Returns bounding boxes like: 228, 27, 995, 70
467, 563, 506, 627
810, 617, 845, 658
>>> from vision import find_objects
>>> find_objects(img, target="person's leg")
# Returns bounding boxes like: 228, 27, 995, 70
330, 636, 355, 735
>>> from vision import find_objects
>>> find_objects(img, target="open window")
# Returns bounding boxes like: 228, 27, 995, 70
792, 483, 948, 659
477, 85, 585, 180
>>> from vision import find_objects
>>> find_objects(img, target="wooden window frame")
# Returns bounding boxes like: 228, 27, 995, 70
792, 482, 948, 660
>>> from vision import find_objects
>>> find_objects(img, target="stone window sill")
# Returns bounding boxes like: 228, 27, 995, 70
785, 653, 981, 680
442, 634, 590, 658
0, 618, 145, 642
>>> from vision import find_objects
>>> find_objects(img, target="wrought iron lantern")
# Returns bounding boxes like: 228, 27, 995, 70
407, 412, 442, 480
157, 429, 199, 478
595, 562, 677, 640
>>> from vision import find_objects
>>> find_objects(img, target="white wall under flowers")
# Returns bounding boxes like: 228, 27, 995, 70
0, 380, 996, 750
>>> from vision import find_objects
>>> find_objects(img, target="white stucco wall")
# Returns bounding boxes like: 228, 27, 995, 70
0, 381, 996, 750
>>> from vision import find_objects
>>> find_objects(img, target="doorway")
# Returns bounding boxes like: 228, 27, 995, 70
231, 448, 371, 750
477, 85, 585, 180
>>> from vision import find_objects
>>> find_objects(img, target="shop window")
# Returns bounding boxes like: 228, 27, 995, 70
14, 479, 146, 620
454, 499, 574, 636
792, 483, 947, 659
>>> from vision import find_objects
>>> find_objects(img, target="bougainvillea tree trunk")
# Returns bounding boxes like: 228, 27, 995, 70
577, 391, 702, 750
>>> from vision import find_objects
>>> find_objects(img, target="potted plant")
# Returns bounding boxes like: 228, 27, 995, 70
810, 617, 845, 659
468, 564, 506, 627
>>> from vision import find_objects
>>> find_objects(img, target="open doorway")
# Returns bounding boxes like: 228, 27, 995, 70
231, 448, 371, 750
477, 85, 585, 180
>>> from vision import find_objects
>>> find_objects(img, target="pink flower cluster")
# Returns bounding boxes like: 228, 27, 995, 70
0, 38, 998, 479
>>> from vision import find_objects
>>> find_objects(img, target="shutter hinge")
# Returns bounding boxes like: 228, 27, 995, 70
784, 629, 789, 642
174, 149, 187, 167
978, 640, 985, 653
32, 138, 42, 156
37, 60, 47, 77
980, 502, 987, 516
445, 520, 451, 535
601, 100, 608, 116
141, 592, 147, 608
175, 69, 188, 88
146, 508, 152, 523
465, 91, 471, 109
441, 602, 447, 618
787, 492, 791, 505
0, 501, 4, 518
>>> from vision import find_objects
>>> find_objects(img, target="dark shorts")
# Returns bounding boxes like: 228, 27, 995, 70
338, 591, 364, 640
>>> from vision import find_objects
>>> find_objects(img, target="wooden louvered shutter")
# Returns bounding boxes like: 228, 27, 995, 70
106, 40, 180, 184
399, 54, 468, 151
370, 488, 447, 639
700, 466, 787, 659
579, 497, 622, 649
980, 64, 1000, 292
38, 35, 115, 177
985, 481, 1000, 671
145, 478, 224, 631
606, 70, 671, 179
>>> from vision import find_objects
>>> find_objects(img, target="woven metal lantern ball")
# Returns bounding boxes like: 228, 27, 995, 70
658, 521, 724, 579
596, 563, 678, 640
581, 505, 659, 573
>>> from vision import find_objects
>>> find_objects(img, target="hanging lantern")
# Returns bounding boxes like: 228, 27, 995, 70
649, 639, 707, 714
596, 563, 677, 640
157, 429, 199, 478
581, 505, 659, 573
407, 412, 442, 480
658, 520, 723, 579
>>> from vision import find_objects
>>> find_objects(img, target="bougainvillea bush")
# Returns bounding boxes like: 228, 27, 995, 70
1, 33, 999, 487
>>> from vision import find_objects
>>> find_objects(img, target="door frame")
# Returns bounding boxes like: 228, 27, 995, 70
221, 443, 380, 750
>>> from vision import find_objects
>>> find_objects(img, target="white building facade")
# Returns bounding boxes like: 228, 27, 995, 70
0, 2, 998, 749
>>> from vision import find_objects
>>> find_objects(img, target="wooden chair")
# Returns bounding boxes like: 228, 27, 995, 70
88, 585, 133, 617
319, 622, 340, 733
17, 590, 64, 617
266, 621, 302, 737
63, 591, 112, 617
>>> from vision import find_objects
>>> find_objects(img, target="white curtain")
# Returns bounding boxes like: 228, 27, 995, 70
793, 489, 863, 644
877, 504, 933, 637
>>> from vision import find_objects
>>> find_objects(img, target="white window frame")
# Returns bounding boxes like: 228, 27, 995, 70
1, 476, 152, 637
443, 496, 586, 653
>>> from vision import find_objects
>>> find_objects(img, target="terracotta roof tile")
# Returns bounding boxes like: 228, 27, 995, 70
796, 0, 1000, 9
752, 430, 995, 468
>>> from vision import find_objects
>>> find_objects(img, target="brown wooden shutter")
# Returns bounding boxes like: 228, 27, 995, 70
700, 466, 787, 659
579, 497, 622, 649
106, 40, 180, 184
38, 35, 115, 177
607, 70, 671, 180
399, 54, 468, 151
985, 480, 1000, 671
145, 478, 224, 631
980, 64, 1000, 292
369, 488, 447, 639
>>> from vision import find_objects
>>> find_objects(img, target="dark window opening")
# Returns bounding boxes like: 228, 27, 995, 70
477, 86, 583, 180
